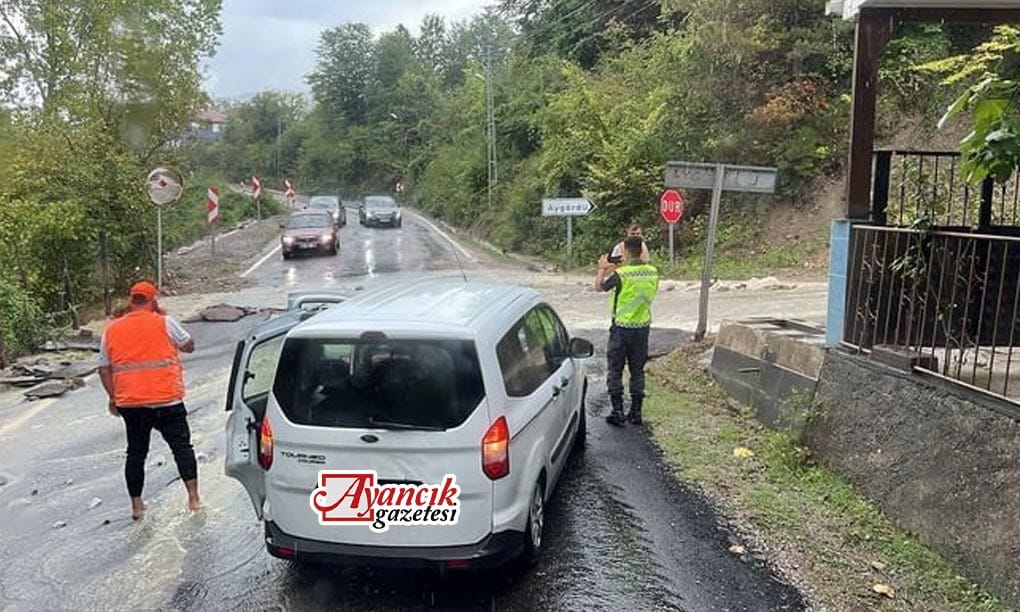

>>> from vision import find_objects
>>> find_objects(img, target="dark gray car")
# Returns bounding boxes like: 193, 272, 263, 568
307, 195, 345, 227
359, 195, 402, 228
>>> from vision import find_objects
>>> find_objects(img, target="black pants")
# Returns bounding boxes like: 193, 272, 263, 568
606, 325, 650, 402
118, 403, 198, 498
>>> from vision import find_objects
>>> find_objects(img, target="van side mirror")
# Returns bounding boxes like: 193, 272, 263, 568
569, 337, 594, 359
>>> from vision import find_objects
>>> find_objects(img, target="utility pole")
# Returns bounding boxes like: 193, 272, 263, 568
276, 114, 282, 180
484, 47, 497, 209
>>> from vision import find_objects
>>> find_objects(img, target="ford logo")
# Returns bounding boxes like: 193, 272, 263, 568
360, 434, 379, 443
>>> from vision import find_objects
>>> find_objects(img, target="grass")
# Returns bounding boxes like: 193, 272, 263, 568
644, 342, 1011, 612
655, 236, 829, 281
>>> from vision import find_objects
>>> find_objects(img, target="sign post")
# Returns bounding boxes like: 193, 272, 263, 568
284, 178, 296, 207
252, 175, 263, 219
542, 197, 597, 270
659, 189, 685, 265
207, 187, 220, 257
145, 167, 184, 293
664, 162, 778, 341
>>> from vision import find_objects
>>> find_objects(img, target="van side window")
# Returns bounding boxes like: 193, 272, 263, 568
497, 308, 556, 397
535, 305, 569, 368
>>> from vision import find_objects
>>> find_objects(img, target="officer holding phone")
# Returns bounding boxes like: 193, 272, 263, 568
595, 236, 660, 426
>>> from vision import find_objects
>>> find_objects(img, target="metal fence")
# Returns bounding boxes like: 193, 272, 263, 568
873, 150, 1020, 228
845, 224, 1020, 403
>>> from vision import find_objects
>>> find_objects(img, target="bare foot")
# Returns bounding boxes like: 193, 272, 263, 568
187, 496, 202, 512
131, 499, 146, 521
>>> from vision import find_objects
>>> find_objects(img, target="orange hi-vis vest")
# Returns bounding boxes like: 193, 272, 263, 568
105, 310, 185, 408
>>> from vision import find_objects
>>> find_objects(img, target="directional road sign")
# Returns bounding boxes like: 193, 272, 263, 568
542, 198, 596, 217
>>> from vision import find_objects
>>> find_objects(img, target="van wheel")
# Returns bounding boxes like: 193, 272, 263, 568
521, 477, 545, 566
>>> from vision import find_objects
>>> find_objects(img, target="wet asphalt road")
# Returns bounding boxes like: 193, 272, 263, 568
0, 206, 804, 612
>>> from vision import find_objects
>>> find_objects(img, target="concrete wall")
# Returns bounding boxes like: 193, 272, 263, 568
808, 350, 1020, 609
711, 319, 826, 435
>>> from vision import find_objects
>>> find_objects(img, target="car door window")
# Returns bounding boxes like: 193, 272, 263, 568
241, 334, 286, 418
535, 305, 569, 369
497, 308, 555, 397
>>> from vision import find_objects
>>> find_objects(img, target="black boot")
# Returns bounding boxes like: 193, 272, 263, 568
627, 395, 643, 425
605, 395, 626, 427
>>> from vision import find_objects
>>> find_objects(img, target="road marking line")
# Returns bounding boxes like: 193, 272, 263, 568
240, 244, 282, 278
408, 211, 475, 262
0, 398, 58, 438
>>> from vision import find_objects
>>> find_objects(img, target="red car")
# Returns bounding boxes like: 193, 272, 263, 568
281, 211, 339, 259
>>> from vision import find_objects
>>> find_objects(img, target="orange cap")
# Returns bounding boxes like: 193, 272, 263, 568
129, 281, 158, 301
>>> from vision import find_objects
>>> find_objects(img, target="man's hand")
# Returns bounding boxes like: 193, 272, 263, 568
595, 255, 615, 292
597, 255, 616, 275
108, 399, 119, 417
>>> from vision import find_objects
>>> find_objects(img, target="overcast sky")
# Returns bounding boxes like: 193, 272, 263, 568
204, 0, 492, 101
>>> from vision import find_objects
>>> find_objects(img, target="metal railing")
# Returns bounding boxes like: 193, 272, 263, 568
845, 224, 1020, 402
873, 150, 1020, 228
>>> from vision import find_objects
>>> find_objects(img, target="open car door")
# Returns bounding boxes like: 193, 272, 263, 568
224, 312, 304, 519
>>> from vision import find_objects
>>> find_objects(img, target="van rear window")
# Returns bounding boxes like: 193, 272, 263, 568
272, 338, 485, 430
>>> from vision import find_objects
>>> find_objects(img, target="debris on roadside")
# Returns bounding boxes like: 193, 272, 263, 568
182, 303, 262, 323
52, 521, 67, 529
23, 378, 86, 400
89, 497, 102, 509
1, 349, 97, 397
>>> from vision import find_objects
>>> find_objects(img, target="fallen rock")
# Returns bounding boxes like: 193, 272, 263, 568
89, 497, 102, 509
52, 521, 67, 529
199, 304, 255, 323
51, 362, 98, 380
0, 376, 47, 388
24, 379, 85, 400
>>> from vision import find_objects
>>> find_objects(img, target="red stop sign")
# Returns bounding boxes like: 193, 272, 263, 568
660, 189, 685, 224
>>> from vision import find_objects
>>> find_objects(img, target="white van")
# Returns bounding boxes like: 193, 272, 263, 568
224, 279, 594, 570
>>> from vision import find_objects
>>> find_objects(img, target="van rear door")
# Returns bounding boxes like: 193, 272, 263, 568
224, 313, 302, 519
263, 335, 495, 547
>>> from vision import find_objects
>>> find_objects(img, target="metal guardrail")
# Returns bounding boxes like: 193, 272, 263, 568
873, 150, 1020, 228
845, 225, 1020, 402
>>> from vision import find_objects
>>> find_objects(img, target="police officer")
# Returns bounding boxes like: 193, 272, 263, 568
595, 236, 660, 426
98, 281, 201, 520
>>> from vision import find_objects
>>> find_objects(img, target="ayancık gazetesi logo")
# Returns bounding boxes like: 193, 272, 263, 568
309, 470, 461, 533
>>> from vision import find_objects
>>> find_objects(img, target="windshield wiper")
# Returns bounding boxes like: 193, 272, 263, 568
367, 416, 444, 432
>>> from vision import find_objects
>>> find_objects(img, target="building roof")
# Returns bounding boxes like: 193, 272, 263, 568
195, 109, 228, 123
828, 0, 1020, 19
291, 278, 538, 338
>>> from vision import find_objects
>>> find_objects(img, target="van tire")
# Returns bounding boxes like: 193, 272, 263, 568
521, 476, 545, 566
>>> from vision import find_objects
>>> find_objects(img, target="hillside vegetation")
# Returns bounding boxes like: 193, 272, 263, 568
192, 1, 988, 270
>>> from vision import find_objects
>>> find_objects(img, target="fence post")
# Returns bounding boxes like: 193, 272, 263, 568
872, 151, 892, 226
980, 177, 995, 229
101, 231, 112, 317
0, 320, 8, 369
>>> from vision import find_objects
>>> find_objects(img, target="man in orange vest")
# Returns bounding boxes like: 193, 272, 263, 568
98, 281, 200, 520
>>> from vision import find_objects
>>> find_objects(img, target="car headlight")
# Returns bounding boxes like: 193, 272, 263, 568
320, 233, 334, 242
283, 236, 295, 244
332, 211, 339, 220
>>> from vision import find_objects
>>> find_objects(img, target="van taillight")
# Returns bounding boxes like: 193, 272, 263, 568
258, 418, 274, 470
482, 416, 509, 480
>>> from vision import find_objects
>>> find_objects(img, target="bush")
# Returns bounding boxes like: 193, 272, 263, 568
0, 272, 46, 360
